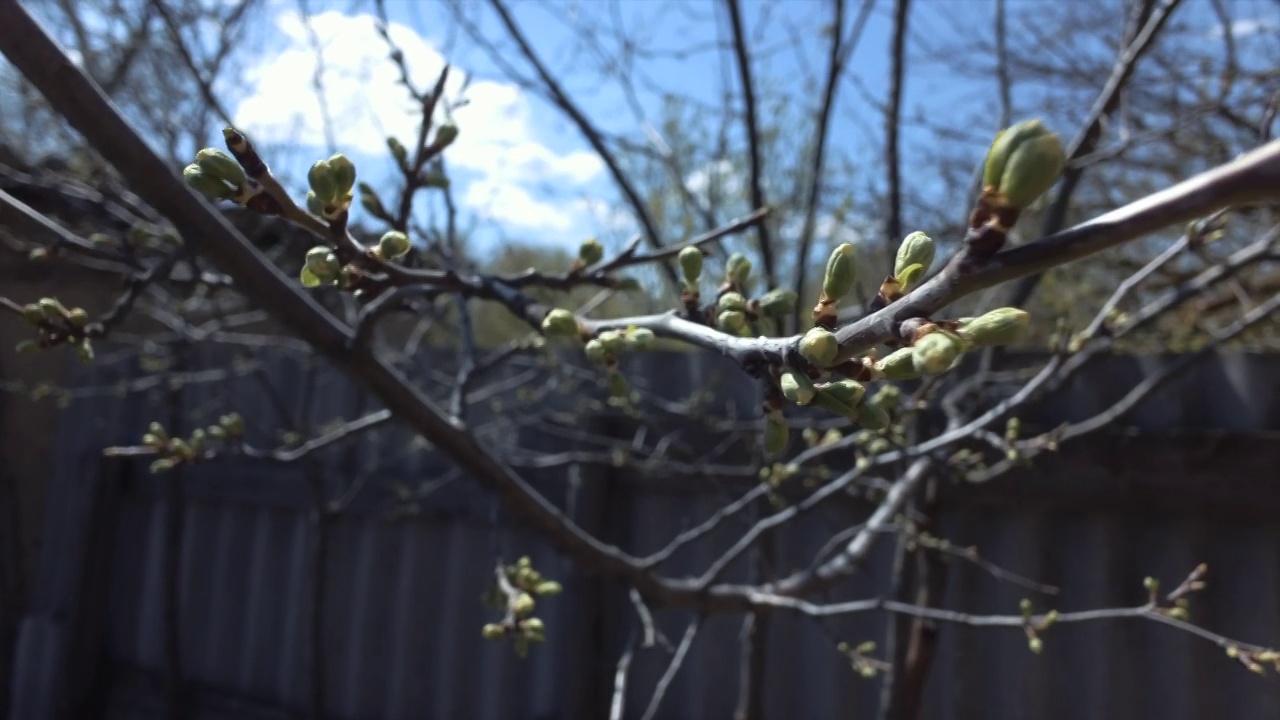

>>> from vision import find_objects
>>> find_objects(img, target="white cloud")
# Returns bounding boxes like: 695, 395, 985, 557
1209, 17, 1278, 39
233, 10, 603, 234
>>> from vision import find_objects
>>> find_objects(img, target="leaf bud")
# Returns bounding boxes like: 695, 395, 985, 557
512, 592, 536, 616
66, 308, 89, 328
623, 327, 655, 350
756, 288, 797, 316
327, 153, 357, 196
434, 122, 459, 148
541, 309, 580, 338
983, 119, 1066, 209
813, 379, 866, 418
305, 191, 326, 217
779, 370, 816, 405
584, 338, 610, 364
678, 246, 703, 285
386, 137, 408, 165
717, 292, 747, 313
596, 330, 627, 354
534, 581, 562, 596
578, 238, 604, 267
896, 263, 926, 293
717, 310, 746, 333
912, 331, 964, 375
894, 231, 935, 279
1028, 636, 1043, 655
763, 411, 789, 457
798, 327, 839, 368
357, 183, 386, 218
725, 252, 752, 287
37, 297, 65, 321
821, 242, 857, 303
194, 148, 247, 187
482, 623, 506, 640
308, 159, 338, 204
521, 617, 545, 640
957, 307, 1030, 348
377, 230, 412, 259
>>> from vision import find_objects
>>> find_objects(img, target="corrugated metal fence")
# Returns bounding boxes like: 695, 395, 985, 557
9, 348, 1280, 719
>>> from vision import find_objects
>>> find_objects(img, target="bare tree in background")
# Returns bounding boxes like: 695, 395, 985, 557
1, 0, 1280, 718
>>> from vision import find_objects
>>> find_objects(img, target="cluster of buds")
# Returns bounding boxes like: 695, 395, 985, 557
836, 640, 888, 679
779, 368, 889, 431
183, 147, 250, 204
481, 556, 561, 658
869, 306, 1031, 380
969, 119, 1066, 254
142, 413, 245, 474
13, 297, 94, 363
583, 326, 655, 401
1018, 598, 1060, 655
306, 154, 358, 220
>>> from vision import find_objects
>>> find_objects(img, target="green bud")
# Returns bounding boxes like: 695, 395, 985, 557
578, 238, 604, 267
386, 137, 408, 165
534, 581, 562, 596
875, 347, 919, 380
896, 263, 926, 293
757, 288, 798, 316
822, 243, 857, 302
894, 232, 935, 278
21, 304, 44, 325
912, 331, 963, 375
615, 277, 642, 292
584, 339, 610, 364
596, 330, 626, 354
304, 246, 341, 282
435, 123, 459, 147
142, 433, 164, 448
219, 413, 244, 436
798, 327, 839, 368
1028, 636, 1044, 655
813, 379, 866, 418
983, 119, 1066, 209
678, 246, 704, 285
66, 308, 89, 328
623, 327, 655, 350
38, 297, 64, 321
779, 370, 816, 405
957, 307, 1030, 348
194, 148, 246, 187
357, 183, 386, 218
726, 252, 752, 286
856, 641, 877, 655
541, 309, 580, 338
855, 402, 890, 431
305, 191, 326, 217
763, 412, 789, 457
308, 159, 338, 204
378, 231, 412, 259
148, 421, 168, 440
149, 458, 176, 474
717, 310, 746, 333
512, 592, 535, 616
327, 153, 357, 196
717, 292, 747, 313
482, 623, 506, 640
182, 164, 236, 201
521, 617, 546, 640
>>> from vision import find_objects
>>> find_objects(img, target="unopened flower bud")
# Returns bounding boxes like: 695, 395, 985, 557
219, 413, 244, 436
194, 148, 246, 187
584, 338, 609, 364
897, 263, 926, 293
821, 243, 857, 303
726, 252, 752, 287
957, 307, 1030, 348
678, 246, 703, 285
305, 191, 326, 217
577, 238, 604, 267
183, 164, 236, 201
623, 327, 655, 350
874, 347, 918, 380
717, 310, 747, 333
894, 231, 935, 279
534, 581, 562, 596
912, 331, 963, 375
763, 411, 789, 457
813, 379, 866, 418
308, 159, 338, 204
799, 327, 839, 368
434, 123, 459, 148
521, 617, 546, 640
299, 249, 335, 287
66, 308, 89, 328
37, 297, 64, 321
326, 153, 357, 196
482, 623, 506, 640
717, 292, 747, 313
21, 304, 44, 325
757, 288, 797, 316
378, 230, 412, 259
541, 309, 580, 338
512, 592, 536, 616
596, 330, 626, 354
983, 119, 1066, 209
779, 370, 816, 405
1028, 636, 1043, 655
